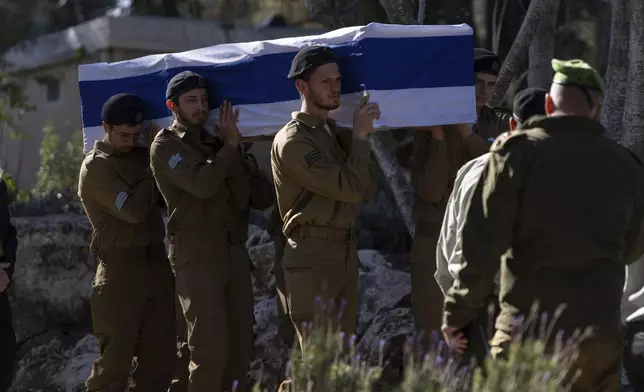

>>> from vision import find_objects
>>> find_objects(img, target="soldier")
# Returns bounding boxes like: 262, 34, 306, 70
0, 175, 17, 392
150, 71, 273, 392
78, 93, 176, 392
408, 48, 511, 344
442, 59, 644, 391
472, 48, 513, 141
435, 87, 547, 366
270, 45, 380, 346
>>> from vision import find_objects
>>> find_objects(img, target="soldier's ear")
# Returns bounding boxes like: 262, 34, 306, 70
295, 79, 308, 96
545, 94, 555, 115
101, 121, 110, 133
509, 117, 517, 131
166, 99, 176, 112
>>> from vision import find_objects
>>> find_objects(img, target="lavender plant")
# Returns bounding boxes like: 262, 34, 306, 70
251, 301, 587, 392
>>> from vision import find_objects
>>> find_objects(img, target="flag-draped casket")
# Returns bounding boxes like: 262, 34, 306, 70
78, 22, 476, 152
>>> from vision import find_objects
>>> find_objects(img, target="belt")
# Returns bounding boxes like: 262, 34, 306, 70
290, 225, 355, 243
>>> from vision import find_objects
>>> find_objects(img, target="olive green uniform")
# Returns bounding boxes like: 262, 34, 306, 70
270, 112, 375, 344
409, 109, 509, 341
443, 115, 644, 391
267, 196, 296, 348
79, 141, 176, 392
150, 123, 272, 392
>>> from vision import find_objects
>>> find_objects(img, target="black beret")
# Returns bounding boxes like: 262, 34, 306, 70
512, 87, 548, 122
287, 45, 336, 80
166, 71, 208, 100
101, 93, 144, 126
474, 48, 501, 76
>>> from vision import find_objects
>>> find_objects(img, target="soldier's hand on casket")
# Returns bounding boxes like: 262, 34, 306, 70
219, 100, 241, 147
353, 102, 381, 138
417, 125, 445, 140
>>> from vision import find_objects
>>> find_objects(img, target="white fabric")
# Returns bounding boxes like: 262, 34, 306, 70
624, 256, 644, 324
435, 152, 501, 295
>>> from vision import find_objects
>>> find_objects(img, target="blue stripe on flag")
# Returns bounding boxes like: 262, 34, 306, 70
79, 34, 474, 128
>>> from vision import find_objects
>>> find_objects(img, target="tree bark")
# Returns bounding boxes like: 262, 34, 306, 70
601, 0, 630, 142
377, 0, 416, 24
369, 132, 416, 237
527, 0, 560, 89
622, 0, 644, 148
489, 0, 554, 107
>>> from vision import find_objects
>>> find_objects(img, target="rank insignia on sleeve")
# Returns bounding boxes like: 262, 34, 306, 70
304, 148, 321, 167
168, 153, 183, 170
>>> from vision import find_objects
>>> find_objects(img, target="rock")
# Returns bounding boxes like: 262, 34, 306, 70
357, 250, 411, 336
11, 329, 98, 392
9, 215, 94, 342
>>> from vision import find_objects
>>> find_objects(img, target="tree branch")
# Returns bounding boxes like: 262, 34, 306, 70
527, 0, 560, 89
621, 0, 644, 148
601, 0, 630, 142
489, 0, 551, 107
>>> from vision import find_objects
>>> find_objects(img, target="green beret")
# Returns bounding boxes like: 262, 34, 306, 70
287, 45, 336, 80
552, 59, 605, 94
166, 71, 208, 100
101, 93, 144, 126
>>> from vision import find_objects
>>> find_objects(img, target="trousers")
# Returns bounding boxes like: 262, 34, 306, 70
170, 233, 254, 392
492, 330, 622, 392
409, 224, 445, 346
272, 233, 295, 349
281, 226, 359, 348
168, 295, 190, 392
85, 244, 176, 392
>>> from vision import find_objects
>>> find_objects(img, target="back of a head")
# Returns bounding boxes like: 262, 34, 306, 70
512, 87, 548, 126
547, 59, 605, 119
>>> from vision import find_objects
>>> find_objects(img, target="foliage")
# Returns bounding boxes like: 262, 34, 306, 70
251, 303, 583, 392
32, 122, 84, 198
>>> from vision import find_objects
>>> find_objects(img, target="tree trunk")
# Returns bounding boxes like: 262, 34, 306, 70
527, 0, 560, 89
489, 0, 554, 107
621, 0, 644, 149
369, 132, 416, 236
601, 0, 630, 142
377, 0, 416, 24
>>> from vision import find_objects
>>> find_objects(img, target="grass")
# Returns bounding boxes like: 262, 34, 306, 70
250, 302, 589, 392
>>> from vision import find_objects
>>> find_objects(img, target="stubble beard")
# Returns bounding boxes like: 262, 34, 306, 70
311, 90, 340, 112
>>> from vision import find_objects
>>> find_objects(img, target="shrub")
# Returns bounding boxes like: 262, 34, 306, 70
33, 121, 85, 198
252, 302, 584, 392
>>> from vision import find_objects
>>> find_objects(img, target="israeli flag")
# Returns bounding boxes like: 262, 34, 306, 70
78, 23, 476, 152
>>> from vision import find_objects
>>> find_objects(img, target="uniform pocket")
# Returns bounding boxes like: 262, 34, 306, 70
283, 266, 343, 321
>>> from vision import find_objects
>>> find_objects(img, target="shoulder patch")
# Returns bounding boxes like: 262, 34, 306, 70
168, 153, 183, 170
114, 191, 129, 210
